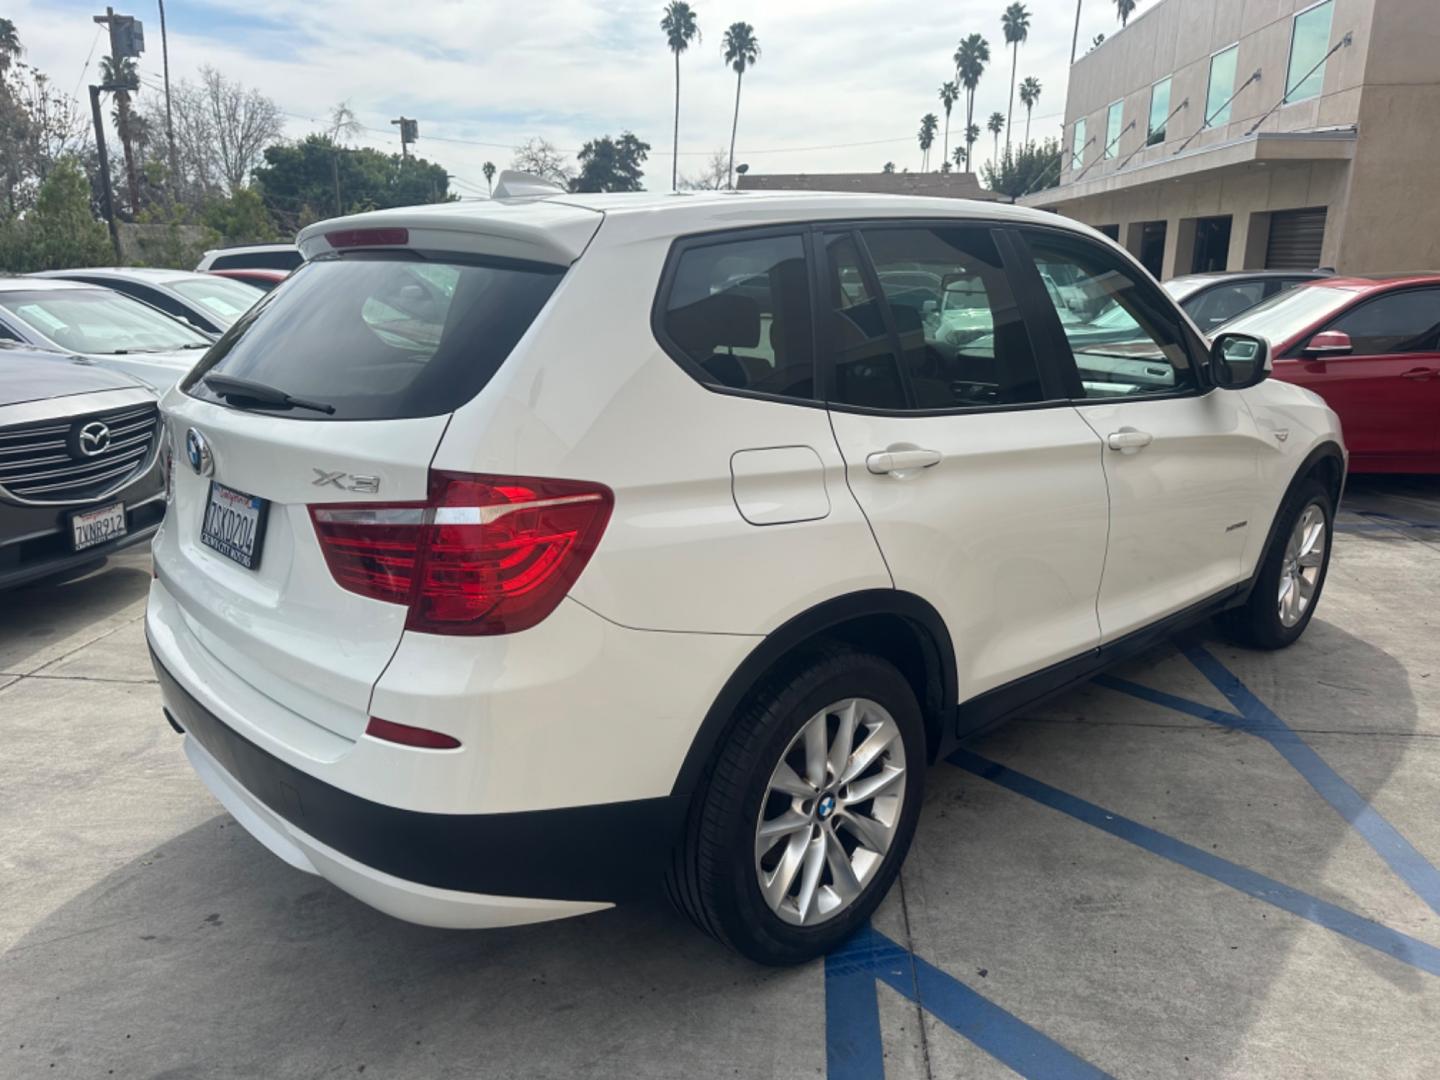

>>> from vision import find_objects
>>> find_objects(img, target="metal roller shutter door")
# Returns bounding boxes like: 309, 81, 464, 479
1266, 208, 1327, 269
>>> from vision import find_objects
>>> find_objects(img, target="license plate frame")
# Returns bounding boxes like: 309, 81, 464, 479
69, 502, 127, 552
199, 481, 270, 571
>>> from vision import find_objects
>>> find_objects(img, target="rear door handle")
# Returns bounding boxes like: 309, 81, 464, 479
1401, 367, 1436, 381
1106, 428, 1154, 454
866, 447, 942, 475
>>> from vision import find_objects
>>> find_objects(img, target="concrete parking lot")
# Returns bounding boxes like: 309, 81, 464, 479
2, 478, 1438, 1079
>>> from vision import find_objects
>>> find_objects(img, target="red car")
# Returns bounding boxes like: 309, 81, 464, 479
206, 268, 290, 293
1222, 274, 1440, 473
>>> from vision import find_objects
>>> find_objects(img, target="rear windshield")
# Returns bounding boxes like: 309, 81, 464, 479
183, 254, 564, 420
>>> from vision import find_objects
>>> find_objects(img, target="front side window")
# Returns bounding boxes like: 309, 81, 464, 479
1147, 77, 1172, 145
1286, 0, 1335, 104
1071, 118, 1087, 169
1324, 289, 1440, 355
857, 226, 1046, 409
1021, 230, 1199, 399
1104, 101, 1124, 159
0, 288, 212, 355
660, 233, 815, 402
1205, 45, 1239, 127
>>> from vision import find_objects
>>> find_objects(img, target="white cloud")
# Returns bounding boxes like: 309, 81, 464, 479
9, 0, 1158, 193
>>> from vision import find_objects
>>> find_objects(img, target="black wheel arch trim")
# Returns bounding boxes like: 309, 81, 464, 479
1237, 439, 1346, 605
669, 589, 958, 797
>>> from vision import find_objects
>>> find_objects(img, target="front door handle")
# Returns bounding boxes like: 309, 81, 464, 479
1401, 367, 1436, 381
866, 447, 943, 475
1106, 428, 1154, 454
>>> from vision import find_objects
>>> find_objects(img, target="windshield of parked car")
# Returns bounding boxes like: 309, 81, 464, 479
0, 288, 212, 353
169, 276, 265, 326
183, 254, 564, 420
1161, 276, 1220, 302
1217, 284, 1358, 342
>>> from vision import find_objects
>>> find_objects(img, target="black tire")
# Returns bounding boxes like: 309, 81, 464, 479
1219, 478, 1334, 650
666, 647, 926, 965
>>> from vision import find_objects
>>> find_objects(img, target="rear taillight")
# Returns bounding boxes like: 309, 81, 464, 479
309, 471, 613, 636
365, 716, 461, 750
325, 227, 409, 249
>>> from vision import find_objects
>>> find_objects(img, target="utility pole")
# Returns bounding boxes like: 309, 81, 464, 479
88, 86, 123, 262
157, 0, 178, 192
391, 116, 418, 159
93, 8, 144, 216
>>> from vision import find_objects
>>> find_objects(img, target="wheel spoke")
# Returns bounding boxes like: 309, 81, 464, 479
757, 809, 810, 844
795, 832, 826, 922
762, 831, 809, 910
824, 828, 862, 901
844, 764, 904, 804
1298, 572, 1316, 603
769, 761, 815, 798
803, 713, 829, 789
828, 700, 859, 784
1298, 548, 1324, 569
840, 718, 898, 785
838, 807, 894, 854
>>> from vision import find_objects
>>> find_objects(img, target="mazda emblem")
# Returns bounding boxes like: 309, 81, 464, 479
76, 421, 112, 458
185, 427, 214, 477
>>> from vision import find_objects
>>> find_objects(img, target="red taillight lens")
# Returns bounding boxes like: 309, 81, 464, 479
325, 227, 409, 248
309, 471, 613, 635
365, 716, 461, 750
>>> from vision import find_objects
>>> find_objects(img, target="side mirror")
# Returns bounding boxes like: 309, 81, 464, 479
1303, 330, 1352, 357
1210, 332, 1269, 390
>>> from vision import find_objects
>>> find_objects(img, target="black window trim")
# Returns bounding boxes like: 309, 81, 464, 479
1288, 283, 1440, 359
1006, 221, 1217, 404
652, 215, 1093, 419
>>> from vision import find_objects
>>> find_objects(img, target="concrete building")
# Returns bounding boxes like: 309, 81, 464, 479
1023, 0, 1440, 279
738, 171, 999, 200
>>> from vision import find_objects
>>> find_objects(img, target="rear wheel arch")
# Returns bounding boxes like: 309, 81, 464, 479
670, 590, 957, 798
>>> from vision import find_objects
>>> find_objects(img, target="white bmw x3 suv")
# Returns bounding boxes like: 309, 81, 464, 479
147, 185, 1345, 964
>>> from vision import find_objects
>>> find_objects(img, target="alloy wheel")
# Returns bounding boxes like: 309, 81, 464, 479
1278, 502, 1327, 628
753, 697, 907, 927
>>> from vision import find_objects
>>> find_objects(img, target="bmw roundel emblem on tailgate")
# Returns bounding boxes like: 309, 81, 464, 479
185, 428, 214, 477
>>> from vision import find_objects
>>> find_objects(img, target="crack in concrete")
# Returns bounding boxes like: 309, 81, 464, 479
895, 873, 934, 1080
0, 612, 146, 694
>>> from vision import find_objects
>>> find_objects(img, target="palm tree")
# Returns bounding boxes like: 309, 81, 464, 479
953, 145, 966, 171
988, 111, 1005, 166
1001, 3, 1030, 156
1019, 76, 1042, 146
100, 54, 142, 215
953, 34, 990, 176
0, 18, 21, 74
918, 113, 939, 171
660, 2, 700, 191
722, 22, 760, 189
966, 123, 981, 169
1114, 0, 1137, 27
938, 81, 959, 170
483, 161, 496, 194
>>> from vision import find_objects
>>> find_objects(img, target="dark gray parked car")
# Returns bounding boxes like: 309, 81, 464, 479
0, 346, 165, 589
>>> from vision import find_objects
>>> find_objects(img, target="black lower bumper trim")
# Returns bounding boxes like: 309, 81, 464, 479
149, 642, 687, 902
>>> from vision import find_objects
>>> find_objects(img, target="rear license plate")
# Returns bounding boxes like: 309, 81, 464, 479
200, 482, 269, 570
69, 502, 127, 552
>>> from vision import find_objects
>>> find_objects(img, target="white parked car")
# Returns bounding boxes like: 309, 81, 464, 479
147, 188, 1346, 964
0, 278, 212, 390
34, 267, 265, 336
194, 243, 302, 274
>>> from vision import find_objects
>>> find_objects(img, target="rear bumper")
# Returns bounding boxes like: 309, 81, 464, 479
151, 642, 689, 913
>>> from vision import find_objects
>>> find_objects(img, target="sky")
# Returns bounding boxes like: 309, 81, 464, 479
10, 0, 1159, 195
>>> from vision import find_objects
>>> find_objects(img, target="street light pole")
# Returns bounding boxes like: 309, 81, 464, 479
157, 0, 178, 189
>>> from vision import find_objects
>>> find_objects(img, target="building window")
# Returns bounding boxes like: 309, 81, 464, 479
1071, 117, 1086, 169
1285, 0, 1335, 104
1205, 44, 1239, 127
1104, 100, 1123, 159
1147, 77, 1171, 146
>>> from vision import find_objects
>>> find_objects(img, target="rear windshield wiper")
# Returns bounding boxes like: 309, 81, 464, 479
202, 373, 336, 415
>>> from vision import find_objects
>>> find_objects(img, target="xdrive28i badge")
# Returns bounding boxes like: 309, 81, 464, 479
185, 428, 213, 477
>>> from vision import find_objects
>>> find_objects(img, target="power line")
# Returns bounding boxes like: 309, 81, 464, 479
69, 26, 104, 105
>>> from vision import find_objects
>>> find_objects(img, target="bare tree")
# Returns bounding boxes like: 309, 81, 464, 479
198, 66, 282, 192
325, 101, 362, 145
510, 137, 573, 187
679, 149, 729, 190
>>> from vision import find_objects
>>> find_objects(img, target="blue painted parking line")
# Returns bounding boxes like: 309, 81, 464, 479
1097, 645, 1440, 917
825, 923, 1114, 1080
950, 748, 1440, 978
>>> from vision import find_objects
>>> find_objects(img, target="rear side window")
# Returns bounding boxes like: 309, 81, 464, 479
184, 255, 563, 420
658, 233, 815, 402
1185, 281, 1268, 331
212, 250, 303, 271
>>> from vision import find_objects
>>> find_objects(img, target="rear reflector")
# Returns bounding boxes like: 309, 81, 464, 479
310, 471, 613, 635
325, 227, 409, 249
365, 716, 461, 750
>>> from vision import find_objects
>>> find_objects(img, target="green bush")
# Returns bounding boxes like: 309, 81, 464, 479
0, 159, 114, 272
